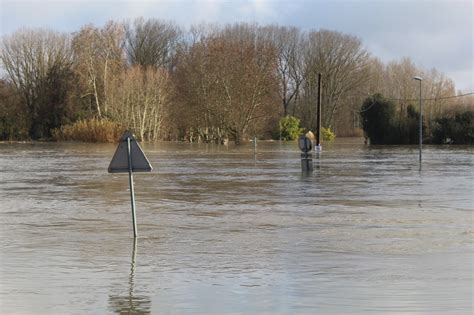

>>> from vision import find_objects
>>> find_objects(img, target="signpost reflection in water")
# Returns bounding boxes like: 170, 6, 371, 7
109, 238, 151, 315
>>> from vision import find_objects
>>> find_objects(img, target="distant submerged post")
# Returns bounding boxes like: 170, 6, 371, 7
108, 131, 153, 238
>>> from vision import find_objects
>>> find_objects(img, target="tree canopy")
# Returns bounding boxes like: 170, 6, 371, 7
0, 19, 469, 142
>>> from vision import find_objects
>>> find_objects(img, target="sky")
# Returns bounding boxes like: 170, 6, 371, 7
1, 0, 473, 92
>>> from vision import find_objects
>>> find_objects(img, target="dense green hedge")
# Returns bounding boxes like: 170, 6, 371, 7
432, 111, 474, 144
361, 94, 472, 145
360, 94, 422, 144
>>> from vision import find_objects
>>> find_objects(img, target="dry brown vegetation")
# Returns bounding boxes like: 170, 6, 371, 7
52, 118, 124, 142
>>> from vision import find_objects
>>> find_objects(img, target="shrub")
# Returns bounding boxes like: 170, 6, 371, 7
360, 94, 424, 145
360, 94, 397, 144
52, 118, 125, 143
277, 115, 304, 140
432, 111, 474, 144
0, 80, 29, 140
0, 108, 29, 141
397, 104, 420, 144
322, 127, 336, 142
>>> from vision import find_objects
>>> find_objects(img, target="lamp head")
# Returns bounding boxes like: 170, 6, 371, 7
413, 76, 423, 81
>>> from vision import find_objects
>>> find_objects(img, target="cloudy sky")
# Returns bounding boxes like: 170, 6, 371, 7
1, 0, 473, 91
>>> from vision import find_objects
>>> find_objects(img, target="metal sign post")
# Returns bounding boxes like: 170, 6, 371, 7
127, 137, 138, 237
109, 131, 153, 238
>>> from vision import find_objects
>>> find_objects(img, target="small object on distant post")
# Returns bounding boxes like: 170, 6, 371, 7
305, 131, 321, 153
298, 135, 313, 172
108, 131, 153, 238
253, 136, 257, 151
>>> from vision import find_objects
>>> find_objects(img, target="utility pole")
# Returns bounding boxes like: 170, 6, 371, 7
316, 73, 322, 151
413, 76, 423, 168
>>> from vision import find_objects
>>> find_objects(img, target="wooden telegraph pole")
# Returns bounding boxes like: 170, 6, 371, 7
316, 73, 322, 151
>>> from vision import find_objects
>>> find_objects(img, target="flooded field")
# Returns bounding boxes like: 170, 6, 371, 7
0, 140, 472, 314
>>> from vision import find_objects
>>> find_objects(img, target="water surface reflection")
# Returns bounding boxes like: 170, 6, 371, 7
0, 140, 472, 314
109, 238, 151, 315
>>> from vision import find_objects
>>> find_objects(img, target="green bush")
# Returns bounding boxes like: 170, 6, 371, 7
360, 94, 424, 145
277, 115, 304, 140
360, 94, 397, 144
321, 127, 336, 142
432, 111, 474, 144
397, 104, 420, 144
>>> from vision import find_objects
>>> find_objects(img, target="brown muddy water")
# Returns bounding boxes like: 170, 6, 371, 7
0, 139, 472, 314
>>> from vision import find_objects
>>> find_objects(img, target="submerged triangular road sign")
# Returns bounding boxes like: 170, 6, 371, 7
108, 131, 153, 173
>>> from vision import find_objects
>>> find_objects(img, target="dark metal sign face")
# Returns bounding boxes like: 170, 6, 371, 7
298, 135, 313, 152
108, 131, 153, 173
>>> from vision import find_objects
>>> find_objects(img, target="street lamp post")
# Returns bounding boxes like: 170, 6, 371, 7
413, 76, 423, 167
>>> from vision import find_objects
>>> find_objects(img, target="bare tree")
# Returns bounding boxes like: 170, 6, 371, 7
262, 25, 304, 117
217, 24, 280, 143
172, 23, 279, 143
72, 21, 124, 118
107, 66, 170, 141
125, 18, 182, 69
301, 30, 371, 129
424, 68, 455, 124
1, 28, 74, 138
172, 38, 217, 142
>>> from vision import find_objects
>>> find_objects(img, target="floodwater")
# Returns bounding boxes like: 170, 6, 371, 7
0, 139, 472, 314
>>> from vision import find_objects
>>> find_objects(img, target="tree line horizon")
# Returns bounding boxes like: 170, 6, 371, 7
0, 18, 472, 143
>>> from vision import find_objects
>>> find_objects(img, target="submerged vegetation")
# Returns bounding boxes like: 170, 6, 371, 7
0, 19, 471, 143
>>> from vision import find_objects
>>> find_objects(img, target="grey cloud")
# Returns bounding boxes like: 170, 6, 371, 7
1, 0, 472, 90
